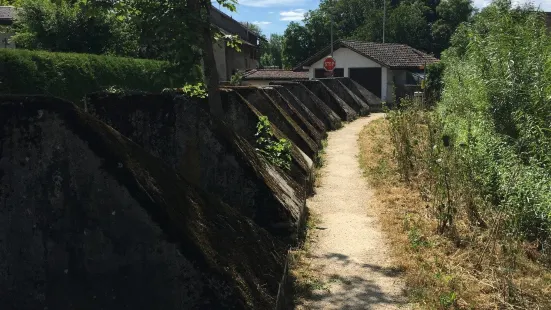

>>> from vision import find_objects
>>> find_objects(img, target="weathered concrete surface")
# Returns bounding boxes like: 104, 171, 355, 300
86, 92, 305, 240
262, 86, 324, 148
271, 82, 342, 131
299, 80, 357, 122
318, 78, 370, 116
227, 87, 318, 160
337, 77, 383, 112
0, 95, 287, 310
220, 89, 314, 195
274, 87, 327, 137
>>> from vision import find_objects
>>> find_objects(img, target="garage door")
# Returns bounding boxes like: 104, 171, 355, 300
349, 68, 382, 98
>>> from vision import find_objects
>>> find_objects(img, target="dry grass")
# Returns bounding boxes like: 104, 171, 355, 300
288, 210, 327, 309
359, 118, 551, 310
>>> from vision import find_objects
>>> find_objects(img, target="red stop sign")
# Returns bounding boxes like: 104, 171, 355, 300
323, 56, 336, 72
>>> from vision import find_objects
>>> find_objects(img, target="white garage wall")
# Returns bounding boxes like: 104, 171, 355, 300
308, 47, 388, 101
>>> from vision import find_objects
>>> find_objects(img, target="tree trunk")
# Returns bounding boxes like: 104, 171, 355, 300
192, 0, 223, 117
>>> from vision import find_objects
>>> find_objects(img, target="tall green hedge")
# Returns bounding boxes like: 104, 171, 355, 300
0, 49, 201, 105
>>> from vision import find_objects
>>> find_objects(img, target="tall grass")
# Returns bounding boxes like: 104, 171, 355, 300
387, 0, 551, 257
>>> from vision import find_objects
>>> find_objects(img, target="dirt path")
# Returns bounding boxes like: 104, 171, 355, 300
298, 114, 408, 310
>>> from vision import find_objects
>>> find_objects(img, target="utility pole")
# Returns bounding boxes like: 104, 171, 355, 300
330, 0, 334, 57
382, 0, 386, 43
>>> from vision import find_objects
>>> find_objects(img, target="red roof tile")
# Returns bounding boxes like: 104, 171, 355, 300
243, 69, 308, 80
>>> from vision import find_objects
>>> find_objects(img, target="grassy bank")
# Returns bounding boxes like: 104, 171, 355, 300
359, 117, 551, 309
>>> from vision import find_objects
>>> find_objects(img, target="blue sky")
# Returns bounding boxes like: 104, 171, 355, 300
215, 0, 551, 36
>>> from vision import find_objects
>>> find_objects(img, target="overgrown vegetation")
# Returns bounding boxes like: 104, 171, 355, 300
255, 116, 292, 171
0, 49, 196, 104
359, 2, 551, 308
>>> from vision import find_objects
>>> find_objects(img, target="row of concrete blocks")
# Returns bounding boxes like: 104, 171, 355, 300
0, 77, 381, 309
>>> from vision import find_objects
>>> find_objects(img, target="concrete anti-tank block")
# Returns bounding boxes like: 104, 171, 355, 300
317, 78, 370, 116
86, 92, 306, 240
262, 86, 324, 147
336, 77, 383, 112
298, 80, 358, 122
219, 89, 314, 195
270, 81, 342, 131
0, 95, 287, 310
227, 86, 318, 159
273, 86, 327, 137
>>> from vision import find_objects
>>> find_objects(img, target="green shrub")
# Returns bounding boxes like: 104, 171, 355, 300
0, 49, 201, 105
255, 116, 292, 171
387, 1, 551, 249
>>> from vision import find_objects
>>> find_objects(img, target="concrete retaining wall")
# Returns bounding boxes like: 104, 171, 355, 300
86, 93, 305, 241
337, 77, 383, 112
0, 95, 288, 310
299, 80, 357, 122
227, 87, 318, 160
271, 82, 342, 131
318, 78, 370, 116
274, 87, 327, 137
262, 86, 324, 148
220, 89, 314, 195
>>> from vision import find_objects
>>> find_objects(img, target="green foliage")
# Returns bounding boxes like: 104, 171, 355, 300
229, 71, 244, 86
260, 34, 284, 68
12, 0, 139, 57
181, 83, 207, 98
439, 291, 457, 308
255, 116, 292, 171
425, 62, 445, 105
0, 49, 195, 105
388, 1, 551, 254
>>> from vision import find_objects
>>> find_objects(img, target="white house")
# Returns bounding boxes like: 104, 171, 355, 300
294, 40, 439, 103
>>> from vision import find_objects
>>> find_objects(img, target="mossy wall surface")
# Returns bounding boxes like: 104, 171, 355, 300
274, 86, 327, 137
86, 92, 305, 240
299, 80, 357, 122
337, 77, 383, 112
262, 86, 324, 147
318, 79, 370, 116
220, 89, 314, 195
270, 82, 342, 131
229, 87, 318, 159
0, 95, 287, 310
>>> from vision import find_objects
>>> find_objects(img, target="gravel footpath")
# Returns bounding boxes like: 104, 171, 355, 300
298, 114, 409, 310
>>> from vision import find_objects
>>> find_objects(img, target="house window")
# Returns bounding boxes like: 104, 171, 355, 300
314, 68, 344, 78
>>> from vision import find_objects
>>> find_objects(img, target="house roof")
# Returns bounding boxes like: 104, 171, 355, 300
243, 69, 308, 81
0, 6, 15, 25
294, 40, 439, 70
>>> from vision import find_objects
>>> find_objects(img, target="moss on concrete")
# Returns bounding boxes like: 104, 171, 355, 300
0, 95, 287, 310
86, 92, 306, 242
270, 82, 342, 131
299, 80, 357, 122
318, 78, 370, 116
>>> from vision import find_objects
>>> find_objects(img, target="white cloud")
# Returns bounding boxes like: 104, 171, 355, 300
253, 21, 273, 25
473, 0, 551, 10
269, 11, 275, 14
280, 9, 306, 21
239, 0, 307, 7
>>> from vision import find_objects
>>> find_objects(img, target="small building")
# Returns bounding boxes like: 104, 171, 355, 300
242, 69, 308, 86
210, 6, 262, 82
294, 40, 439, 103
0, 6, 16, 49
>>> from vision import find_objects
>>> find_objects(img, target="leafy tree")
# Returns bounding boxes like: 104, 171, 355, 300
260, 34, 283, 68
282, 22, 310, 68
431, 0, 473, 56
387, 1, 432, 52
